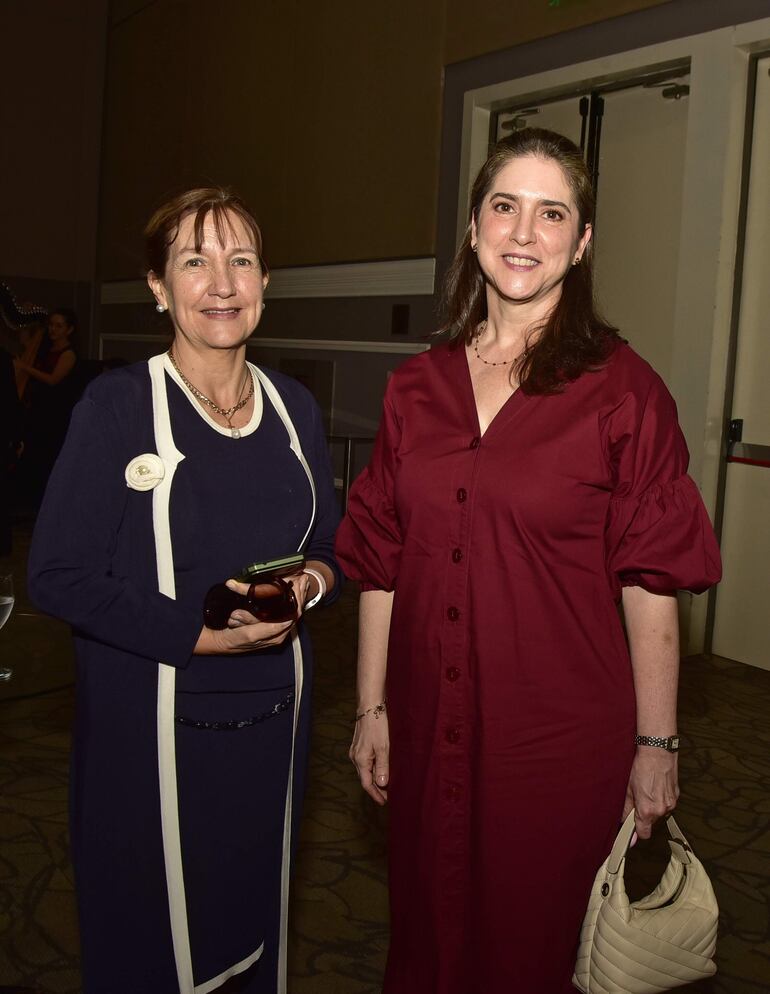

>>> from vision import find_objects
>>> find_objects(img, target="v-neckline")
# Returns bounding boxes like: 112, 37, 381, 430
461, 344, 525, 438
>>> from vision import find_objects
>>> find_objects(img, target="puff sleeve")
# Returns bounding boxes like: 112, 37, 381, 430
335, 381, 403, 591
604, 374, 721, 598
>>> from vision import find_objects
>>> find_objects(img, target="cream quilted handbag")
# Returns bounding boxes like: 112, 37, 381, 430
573, 810, 718, 993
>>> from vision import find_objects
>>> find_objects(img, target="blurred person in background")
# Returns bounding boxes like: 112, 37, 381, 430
15, 307, 79, 505
0, 346, 23, 557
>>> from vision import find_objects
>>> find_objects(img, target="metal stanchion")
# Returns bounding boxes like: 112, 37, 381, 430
327, 435, 374, 514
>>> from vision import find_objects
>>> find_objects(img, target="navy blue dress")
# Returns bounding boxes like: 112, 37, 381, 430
28, 357, 341, 994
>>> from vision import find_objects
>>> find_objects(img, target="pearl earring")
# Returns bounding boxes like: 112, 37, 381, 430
156, 303, 167, 313
471, 244, 478, 253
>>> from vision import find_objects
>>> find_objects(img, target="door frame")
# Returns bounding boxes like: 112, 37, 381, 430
705, 51, 770, 655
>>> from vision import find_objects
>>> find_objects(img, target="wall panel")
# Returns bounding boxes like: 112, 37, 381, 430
444, 0, 673, 66
97, 1, 689, 277
99, 0, 445, 277
0, 0, 107, 283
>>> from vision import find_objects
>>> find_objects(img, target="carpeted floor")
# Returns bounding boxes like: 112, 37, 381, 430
1, 522, 769, 993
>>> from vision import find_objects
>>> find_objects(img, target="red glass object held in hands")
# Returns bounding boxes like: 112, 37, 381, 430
203, 553, 305, 629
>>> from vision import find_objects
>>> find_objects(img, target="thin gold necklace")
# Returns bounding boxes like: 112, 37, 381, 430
473, 321, 517, 367
167, 349, 254, 439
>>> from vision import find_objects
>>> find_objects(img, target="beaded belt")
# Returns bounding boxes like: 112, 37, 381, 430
175, 692, 295, 731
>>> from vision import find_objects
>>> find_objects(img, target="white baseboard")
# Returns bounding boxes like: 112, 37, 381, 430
99, 332, 429, 359
101, 257, 436, 304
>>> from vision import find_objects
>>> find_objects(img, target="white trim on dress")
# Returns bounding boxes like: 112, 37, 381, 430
147, 355, 316, 994
252, 365, 317, 550
149, 354, 195, 994
194, 942, 266, 994
252, 364, 316, 993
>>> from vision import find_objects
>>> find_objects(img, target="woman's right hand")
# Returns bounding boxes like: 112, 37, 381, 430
193, 618, 297, 655
350, 711, 390, 805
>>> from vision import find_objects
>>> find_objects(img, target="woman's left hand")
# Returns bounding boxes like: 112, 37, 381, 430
623, 747, 679, 840
193, 574, 312, 656
225, 573, 312, 628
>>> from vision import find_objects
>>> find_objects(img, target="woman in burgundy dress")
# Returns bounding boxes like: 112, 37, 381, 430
335, 129, 721, 994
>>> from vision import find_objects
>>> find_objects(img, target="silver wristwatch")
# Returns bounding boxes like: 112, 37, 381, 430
635, 734, 680, 752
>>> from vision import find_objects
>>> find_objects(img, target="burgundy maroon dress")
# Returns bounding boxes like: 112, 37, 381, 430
335, 341, 721, 994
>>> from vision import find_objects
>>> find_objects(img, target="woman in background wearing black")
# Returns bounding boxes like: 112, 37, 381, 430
0, 346, 22, 557
15, 308, 79, 504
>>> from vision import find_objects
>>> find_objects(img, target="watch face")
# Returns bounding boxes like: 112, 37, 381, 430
669, 736, 680, 751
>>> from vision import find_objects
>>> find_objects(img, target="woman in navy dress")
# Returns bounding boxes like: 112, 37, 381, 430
29, 188, 341, 994
336, 130, 721, 993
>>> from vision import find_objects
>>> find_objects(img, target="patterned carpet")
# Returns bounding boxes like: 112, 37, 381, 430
1, 531, 769, 992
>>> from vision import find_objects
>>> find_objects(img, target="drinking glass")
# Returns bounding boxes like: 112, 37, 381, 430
0, 573, 14, 682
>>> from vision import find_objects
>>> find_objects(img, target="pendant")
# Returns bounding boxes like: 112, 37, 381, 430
231, 427, 241, 440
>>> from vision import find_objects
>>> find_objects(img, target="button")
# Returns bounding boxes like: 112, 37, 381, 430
445, 726, 461, 744
470, 436, 480, 449
446, 783, 462, 801
456, 488, 467, 502
452, 548, 463, 563
445, 666, 461, 682
447, 606, 460, 621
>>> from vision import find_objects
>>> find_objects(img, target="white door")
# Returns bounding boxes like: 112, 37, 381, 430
712, 57, 770, 671
494, 77, 690, 386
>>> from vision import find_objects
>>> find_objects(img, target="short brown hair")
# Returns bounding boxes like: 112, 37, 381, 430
440, 128, 618, 394
144, 187, 269, 279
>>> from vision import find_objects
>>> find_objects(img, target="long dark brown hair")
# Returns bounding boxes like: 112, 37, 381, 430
440, 128, 619, 394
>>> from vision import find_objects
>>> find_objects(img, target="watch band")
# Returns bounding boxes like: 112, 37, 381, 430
303, 567, 326, 610
635, 734, 680, 752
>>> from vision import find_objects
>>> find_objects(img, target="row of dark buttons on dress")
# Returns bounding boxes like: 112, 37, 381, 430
456, 440, 479, 501
460, 437, 481, 500
444, 439, 479, 777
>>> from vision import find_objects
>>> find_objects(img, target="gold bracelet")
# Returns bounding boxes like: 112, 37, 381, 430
355, 700, 387, 722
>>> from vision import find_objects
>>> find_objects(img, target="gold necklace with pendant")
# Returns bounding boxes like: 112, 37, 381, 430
167, 350, 253, 439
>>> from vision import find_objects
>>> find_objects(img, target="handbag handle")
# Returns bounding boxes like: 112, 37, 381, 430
606, 810, 694, 874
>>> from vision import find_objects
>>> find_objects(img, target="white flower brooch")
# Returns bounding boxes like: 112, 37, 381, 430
125, 453, 165, 492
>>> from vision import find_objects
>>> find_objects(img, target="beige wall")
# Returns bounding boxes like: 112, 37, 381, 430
444, 0, 673, 65
99, 0, 672, 277
0, 0, 107, 283
99, 0, 445, 277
